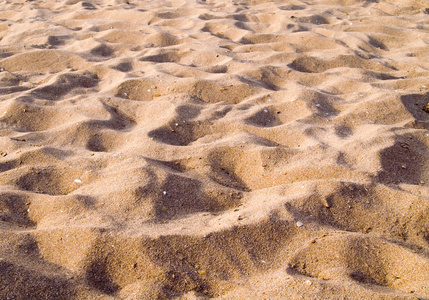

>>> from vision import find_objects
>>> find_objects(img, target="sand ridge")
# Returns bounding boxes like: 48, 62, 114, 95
1, 0, 429, 299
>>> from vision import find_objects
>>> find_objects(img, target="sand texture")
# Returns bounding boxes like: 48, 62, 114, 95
1, 0, 429, 299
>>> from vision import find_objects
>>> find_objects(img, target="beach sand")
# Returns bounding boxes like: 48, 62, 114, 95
1, 0, 429, 299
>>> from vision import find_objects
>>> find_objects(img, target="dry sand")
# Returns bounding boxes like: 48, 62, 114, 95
1, 0, 429, 299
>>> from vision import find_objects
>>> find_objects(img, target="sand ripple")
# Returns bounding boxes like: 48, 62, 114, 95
1, 0, 429, 299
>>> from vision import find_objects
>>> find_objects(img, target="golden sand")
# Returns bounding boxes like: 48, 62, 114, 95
1, 0, 429, 299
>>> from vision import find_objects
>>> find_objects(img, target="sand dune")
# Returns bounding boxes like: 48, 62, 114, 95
1, 0, 429, 299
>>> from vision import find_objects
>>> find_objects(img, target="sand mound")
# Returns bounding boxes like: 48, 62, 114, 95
1, 0, 429, 299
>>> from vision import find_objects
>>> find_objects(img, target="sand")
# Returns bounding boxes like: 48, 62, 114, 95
0, 0, 429, 299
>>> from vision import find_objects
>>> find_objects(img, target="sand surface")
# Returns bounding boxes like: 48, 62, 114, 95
1, 0, 429, 299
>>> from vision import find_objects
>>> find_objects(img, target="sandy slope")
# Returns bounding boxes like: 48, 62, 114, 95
1, 0, 429, 299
